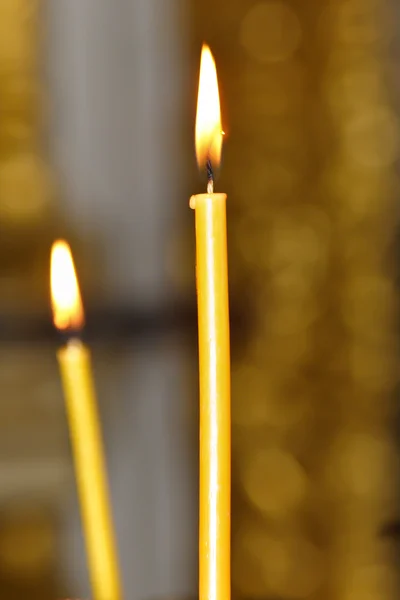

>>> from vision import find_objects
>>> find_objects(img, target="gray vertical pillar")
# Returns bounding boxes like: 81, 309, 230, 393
46, 1, 196, 598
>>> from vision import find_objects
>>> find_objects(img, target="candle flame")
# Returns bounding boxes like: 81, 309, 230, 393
195, 44, 223, 170
50, 240, 85, 331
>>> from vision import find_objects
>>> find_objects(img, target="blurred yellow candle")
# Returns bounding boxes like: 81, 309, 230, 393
190, 44, 231, 600
50, 240, 122, 600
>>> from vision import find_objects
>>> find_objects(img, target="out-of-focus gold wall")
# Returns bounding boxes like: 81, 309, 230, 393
0, 0, 57, 315
0, 2, 58, 599
0, 0, 399, 598
191, 1, 399, 599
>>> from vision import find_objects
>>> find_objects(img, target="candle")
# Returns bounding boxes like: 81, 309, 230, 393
50, 240, 122, 600
190, 45, 231, 600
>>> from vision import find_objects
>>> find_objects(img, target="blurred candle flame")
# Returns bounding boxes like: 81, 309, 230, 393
195, 44, 223, 169
50, 240, 84, 331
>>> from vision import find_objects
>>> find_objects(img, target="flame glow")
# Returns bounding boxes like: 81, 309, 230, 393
195, 44, 223, 169
50, 240, 84, 331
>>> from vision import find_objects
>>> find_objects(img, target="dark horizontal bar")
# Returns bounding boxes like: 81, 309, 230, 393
0, 301, 245, 345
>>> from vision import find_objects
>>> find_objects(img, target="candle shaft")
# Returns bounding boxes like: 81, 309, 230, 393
191, 193, 231, 600
57, 341, 122, 600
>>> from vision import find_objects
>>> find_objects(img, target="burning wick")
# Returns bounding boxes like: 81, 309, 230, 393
206, 157, 214, 194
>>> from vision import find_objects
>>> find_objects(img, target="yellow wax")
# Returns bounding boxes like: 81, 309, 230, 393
190, 192, 231, 600
57, 340, 122, 600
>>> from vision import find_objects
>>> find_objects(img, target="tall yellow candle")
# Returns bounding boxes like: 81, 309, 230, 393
50, 240, 122, 600
190, 45, 231, 600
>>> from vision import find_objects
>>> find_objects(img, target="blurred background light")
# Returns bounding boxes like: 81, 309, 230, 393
239, 2, 302, 64
0, 0, 399, 598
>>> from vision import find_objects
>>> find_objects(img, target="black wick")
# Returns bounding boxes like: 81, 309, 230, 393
206, 157, 214, 194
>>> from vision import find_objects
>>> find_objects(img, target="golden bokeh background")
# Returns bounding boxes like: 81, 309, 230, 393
0, 0, 399, 599
192, 0, 400, 599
